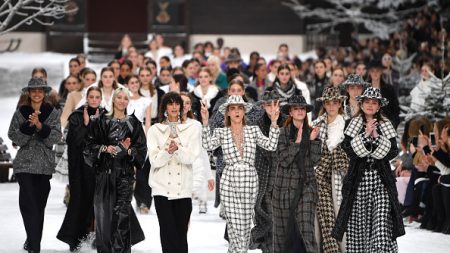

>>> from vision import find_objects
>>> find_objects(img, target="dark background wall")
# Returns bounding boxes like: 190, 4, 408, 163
189, 0, 304, 34
87, 0, 148, 33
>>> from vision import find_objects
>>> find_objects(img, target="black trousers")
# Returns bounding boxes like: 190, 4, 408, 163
134, 159, 152, 208
154, 196, 192, 253
16, 173, 52, 252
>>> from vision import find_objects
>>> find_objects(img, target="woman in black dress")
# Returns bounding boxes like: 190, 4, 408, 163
57, 86, 104, 251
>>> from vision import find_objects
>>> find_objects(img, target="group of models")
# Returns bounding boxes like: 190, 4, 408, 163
9, 64, 404, 253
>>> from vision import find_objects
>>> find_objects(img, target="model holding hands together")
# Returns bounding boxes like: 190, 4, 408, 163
332, 87, 404, 253
201, 95, 280, 253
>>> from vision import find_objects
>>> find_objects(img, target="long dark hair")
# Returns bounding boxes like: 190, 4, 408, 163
356, 98, 387, 123
98, 67, 119, 89
139, 67, 156, 97
273, 63, 294, 86
158, 92, 184, 123
283, 112, 311, 129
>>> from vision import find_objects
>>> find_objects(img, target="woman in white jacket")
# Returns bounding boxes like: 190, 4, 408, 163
147, 92, 201, 253
180, 92, 215, 214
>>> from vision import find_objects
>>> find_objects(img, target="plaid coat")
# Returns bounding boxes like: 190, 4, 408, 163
250, 113, 286, 252
331, 116, 405, 241
272, 123, 322, 253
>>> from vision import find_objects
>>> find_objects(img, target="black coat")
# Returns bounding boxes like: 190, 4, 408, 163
84, 113, 147, 251
57, 106, 104, 247
190, 89, 223, 123
331, 117, 405, 241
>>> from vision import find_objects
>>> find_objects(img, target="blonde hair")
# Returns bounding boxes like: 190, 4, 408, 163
107, 87, 132, 117
206, 55, 221, 78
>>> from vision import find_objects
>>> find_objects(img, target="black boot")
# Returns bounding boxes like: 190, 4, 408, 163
442, 186, 450, 234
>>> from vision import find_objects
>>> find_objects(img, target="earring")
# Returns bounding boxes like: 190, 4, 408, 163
164, 111, 168, 117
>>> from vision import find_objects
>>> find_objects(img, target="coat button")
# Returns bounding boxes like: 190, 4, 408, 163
169, 172, 171, 175
177, 193, 180, 196
167, 192, 170, 195
168, 182, 171, 185
177, 173, 180, 175
177, 163, 180, 166
178, 183, 181, 186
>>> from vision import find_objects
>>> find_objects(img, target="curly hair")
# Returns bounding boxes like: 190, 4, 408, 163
158, 92, 184, 123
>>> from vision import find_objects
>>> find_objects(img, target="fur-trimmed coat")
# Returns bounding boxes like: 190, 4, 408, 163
331, 116, 405, 241
8, 103, 61, 175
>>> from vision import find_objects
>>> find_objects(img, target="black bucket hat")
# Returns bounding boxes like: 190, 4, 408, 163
281, 95, 313, 114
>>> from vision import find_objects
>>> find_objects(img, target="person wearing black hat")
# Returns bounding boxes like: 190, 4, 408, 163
250, 91, 287, 252
332, 87, 405, 252
272, 95, 321, 253
8, 78, 62, 253
367, 59, 401, 129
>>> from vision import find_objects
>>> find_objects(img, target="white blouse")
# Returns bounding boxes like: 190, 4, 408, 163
127, 96, 151, 123
326, 114, 346, 152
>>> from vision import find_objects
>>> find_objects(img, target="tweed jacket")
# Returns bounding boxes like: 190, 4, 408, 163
147, 120, 201, 200
202, 125, 279, 167
208, 102, 265, 207
8, 103, 62, 175
272, 123, 322, 253
331, 116, 405, 241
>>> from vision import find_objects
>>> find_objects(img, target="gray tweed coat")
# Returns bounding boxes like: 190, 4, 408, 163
8, 103, 62, 175
272, 123, 322, 253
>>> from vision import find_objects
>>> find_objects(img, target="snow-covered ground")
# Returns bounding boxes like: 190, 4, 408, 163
1, 52, 450, 252
0, 179, 450, 253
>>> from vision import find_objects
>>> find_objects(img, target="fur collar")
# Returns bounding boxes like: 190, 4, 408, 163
193, 85, 220, 109
19, 103, 54, 123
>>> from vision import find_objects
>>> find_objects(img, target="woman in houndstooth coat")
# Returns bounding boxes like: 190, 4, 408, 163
202, 95, 280, 253
331, 87, 405, 252
312, 86, 349, 253
271, 95, 322, 253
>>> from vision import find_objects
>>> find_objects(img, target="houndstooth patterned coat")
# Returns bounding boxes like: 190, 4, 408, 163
331, 116, 405, 251
313, 114, 349, 253
202, 125, 279, 253
272, 123, 322, 253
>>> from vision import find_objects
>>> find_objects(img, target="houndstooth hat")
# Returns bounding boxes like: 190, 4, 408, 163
281, 95, 313, 114
356, 87, 389, 107
316, 86, 347, 102
218, 95, 252, 114
22, 77, 52, 93
342, 74, 370, 90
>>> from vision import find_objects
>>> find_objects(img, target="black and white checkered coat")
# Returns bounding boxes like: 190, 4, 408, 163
331, 116, 405, 244
209, 104, 265, 207
272, 124, 322, 253
202, 125, 279, 252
